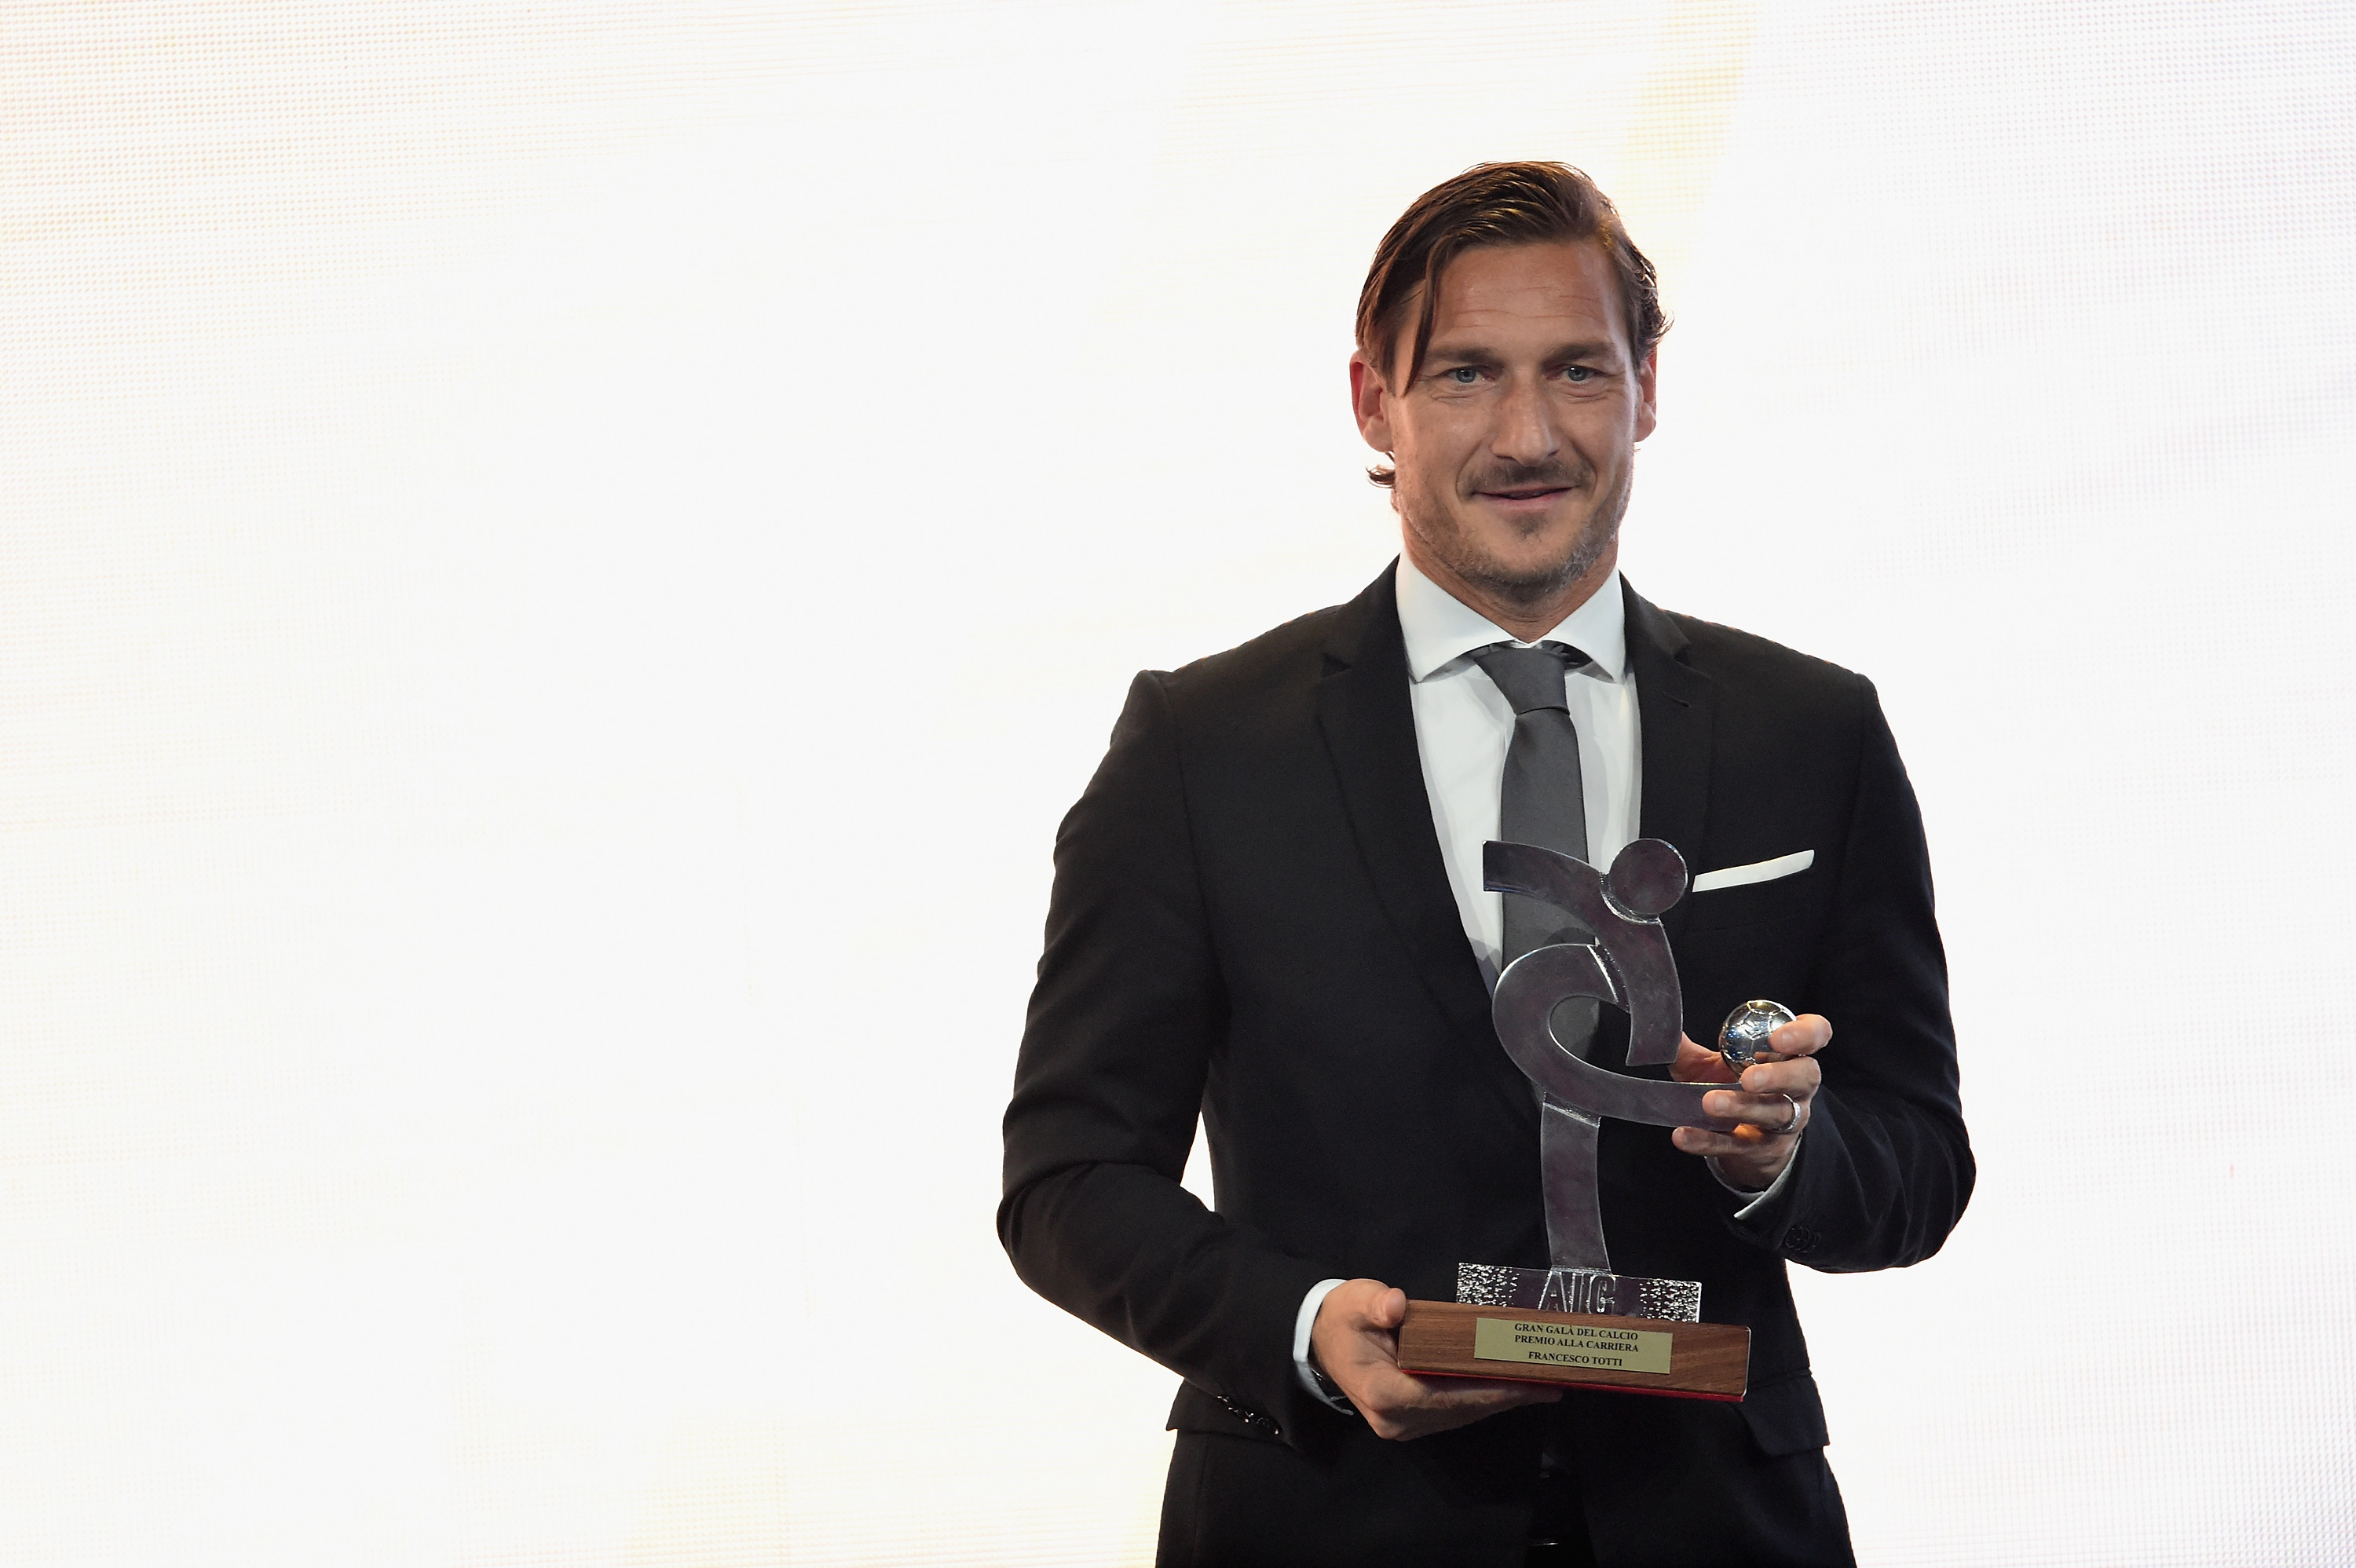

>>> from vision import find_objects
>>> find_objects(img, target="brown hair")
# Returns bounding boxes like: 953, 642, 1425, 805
1356, 162, 1667, 487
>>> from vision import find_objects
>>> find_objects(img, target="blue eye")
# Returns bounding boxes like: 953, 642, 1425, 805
1563, 365, 1595, 383
1447, 367, 1480, 384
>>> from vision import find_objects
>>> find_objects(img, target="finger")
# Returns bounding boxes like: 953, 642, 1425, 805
1355, 1363, 1448, 1409
1706, 1087, 1809, 1135
1681, 1113, 1799, 1153
1702, 1082, 1811, 1125
1735, 1058, 1820, 1098
1421, 1374, 1564, 1408
1357, 1369, 1562, 1441
1377, 1376, 1564, 1438
1324, 1278, 1404, 1332
1673, 1125, 1786, 1157
1442, 1382, 1566, 1421
1768, 1014, 1832, 1058
1688, 1092, 1803, 1142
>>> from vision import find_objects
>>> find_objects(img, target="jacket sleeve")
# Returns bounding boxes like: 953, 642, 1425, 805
998, 671, 1333, 1442
1729, 677, 1976, 1272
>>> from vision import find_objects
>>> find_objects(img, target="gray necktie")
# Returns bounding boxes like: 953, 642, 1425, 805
1472, 641, 1601, 1057
1473, 640, 1610, 1273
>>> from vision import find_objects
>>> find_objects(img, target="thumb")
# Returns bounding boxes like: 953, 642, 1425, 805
1370, 1286, 1408, 1329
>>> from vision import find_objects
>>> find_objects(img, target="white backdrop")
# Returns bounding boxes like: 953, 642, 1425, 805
4, 2, 2353, 1563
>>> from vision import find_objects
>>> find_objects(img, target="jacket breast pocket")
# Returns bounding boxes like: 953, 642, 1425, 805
1686, 869, 1813, 932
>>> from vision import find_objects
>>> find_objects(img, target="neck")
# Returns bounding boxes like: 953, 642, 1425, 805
1402, 534, 1619, 644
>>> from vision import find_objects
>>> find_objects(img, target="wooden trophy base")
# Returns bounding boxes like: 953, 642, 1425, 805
1396, 1299, 1750, 1401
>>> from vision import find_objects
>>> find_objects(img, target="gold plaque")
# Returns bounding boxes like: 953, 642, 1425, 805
1398, 1301, 1747, 1397
1472, 1315, 1674, 1376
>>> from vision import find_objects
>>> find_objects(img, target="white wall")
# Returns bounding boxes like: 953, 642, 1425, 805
2, 2, 2351, 1563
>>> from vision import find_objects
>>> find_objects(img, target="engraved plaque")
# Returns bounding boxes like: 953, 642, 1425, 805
1472, 1317, 1674, 1376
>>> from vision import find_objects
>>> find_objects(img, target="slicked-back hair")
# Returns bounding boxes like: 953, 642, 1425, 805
1356, 162, 1666, 488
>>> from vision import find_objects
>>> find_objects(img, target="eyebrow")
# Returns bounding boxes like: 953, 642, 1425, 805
1421, 340, 1620, 367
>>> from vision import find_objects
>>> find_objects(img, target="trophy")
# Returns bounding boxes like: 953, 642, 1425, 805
1392, 839, 1790, 1402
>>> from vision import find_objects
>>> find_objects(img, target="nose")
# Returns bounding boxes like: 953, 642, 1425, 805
1492, 371, 1559, 468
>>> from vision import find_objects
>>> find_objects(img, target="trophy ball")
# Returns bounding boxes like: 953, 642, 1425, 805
1605, 839, 1688, 919
1718, 999, 1797, 1072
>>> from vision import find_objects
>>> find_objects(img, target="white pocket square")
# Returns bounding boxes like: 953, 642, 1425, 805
1690, 850, 1814, 893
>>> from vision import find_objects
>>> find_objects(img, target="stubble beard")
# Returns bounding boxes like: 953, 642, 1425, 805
1398, 459, 1634, 615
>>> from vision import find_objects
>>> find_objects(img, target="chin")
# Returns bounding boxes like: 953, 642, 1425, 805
1480, 532, 1597, 582
1477, 528, 1616, 598
1482, 560, 1590, 598
1406, 492, 1618, 599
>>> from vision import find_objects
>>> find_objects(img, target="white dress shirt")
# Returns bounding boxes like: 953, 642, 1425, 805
1396, 553, 1641, 992
1290, 556, 1793, 1409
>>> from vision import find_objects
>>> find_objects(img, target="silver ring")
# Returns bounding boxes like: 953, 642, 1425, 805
1773, 1093, 1801, 1135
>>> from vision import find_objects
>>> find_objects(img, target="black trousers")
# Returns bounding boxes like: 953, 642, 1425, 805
1154, 1397, 1853, 1568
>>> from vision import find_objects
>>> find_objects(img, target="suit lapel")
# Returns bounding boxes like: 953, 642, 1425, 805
1315, 565, 1494, 1037
1623, 579, 1716, 950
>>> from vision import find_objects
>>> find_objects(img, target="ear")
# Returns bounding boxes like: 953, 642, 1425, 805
1633, 346, 1659, 443
1348, 352, 1396, 455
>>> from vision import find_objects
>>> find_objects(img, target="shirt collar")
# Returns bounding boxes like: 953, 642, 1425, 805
1394, 552, 1628, 683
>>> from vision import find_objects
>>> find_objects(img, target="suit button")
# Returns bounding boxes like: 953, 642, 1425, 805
1216, 1394, 1279, 1438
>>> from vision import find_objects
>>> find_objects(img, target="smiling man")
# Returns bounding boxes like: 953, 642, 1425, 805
1356, 235, 1650, 632
1001, 163, 1972, 1568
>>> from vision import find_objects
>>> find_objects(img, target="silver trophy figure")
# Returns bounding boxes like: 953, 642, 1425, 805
1454, 839, 1795, 1321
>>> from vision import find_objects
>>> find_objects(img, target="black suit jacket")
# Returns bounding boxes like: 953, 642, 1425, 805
1001, 565, 1972, 1566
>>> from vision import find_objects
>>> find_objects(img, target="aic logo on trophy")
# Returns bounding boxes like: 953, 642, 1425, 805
1392, 839, 1791, 1402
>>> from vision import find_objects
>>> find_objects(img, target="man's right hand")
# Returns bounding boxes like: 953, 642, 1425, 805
1308, 1277, 1564, 1441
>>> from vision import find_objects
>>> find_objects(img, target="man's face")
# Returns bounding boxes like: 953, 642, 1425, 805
1350, 239, 1658, 608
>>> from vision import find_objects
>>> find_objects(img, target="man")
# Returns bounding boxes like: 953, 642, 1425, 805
999, 163, 1971, 1567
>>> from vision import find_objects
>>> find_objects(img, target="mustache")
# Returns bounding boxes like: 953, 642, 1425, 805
1468, 460, 1593, 494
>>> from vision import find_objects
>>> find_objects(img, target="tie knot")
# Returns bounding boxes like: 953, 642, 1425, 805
1471, 641, 1587, 714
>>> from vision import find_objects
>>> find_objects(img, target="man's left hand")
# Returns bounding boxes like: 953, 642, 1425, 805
1667, 1014, 1831, 1190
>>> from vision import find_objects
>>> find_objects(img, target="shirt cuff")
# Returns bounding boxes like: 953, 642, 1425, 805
1708, 1137, 1802, 1219
1292, 1278, 1352, 1410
